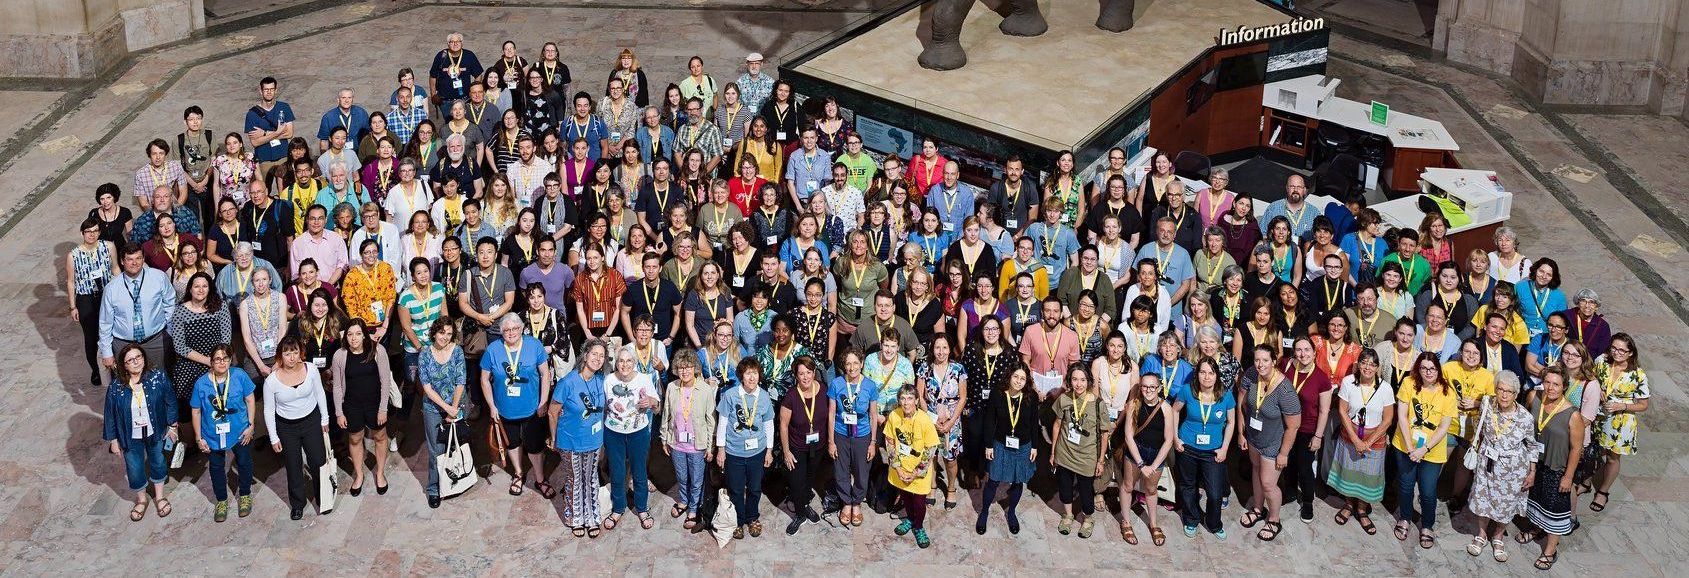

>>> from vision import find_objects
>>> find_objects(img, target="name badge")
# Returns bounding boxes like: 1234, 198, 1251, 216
764, 235, 777, 246
842, 413, 858, 426
452, 78, 464, 90
573, 185, 583, 195
269, 139, 281, 148
1004, 436, 1020, 449
214, 422, 231, 435
1194, 433, 1212, 446
1108, 407, 1120, 421
744, 437, 759, 451
260, 339, 275, 355
252, 241, 263, 252
721, 137, 733, 148
592, 311, 606, 322
1413, 431, 1428, 449
850, 297, 864, 307
805, 180, 818, 192
731, 275, 745, 288
610, 132, 622, 142
1064, 427, 1082, 444
1281, 338, 1294, 349
678, 430, 692, 444
546, 224, 557, 234
776, 131, 788, 141
944, 222, 955, 232
343, 142, 354, 151
591, 421, 603, 434
312, 357, 326, 368
712, 241, 724, 252
805, 432, 820, 444
1006, 219, 1018, 229
505, 385, 521, 397
1249, 417, 1264, 431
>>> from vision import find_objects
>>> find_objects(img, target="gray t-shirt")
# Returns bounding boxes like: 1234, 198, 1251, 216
1240, 367, 1302, 458
460, 265, 515, 337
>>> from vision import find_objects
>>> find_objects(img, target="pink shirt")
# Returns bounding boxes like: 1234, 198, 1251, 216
291, 230, 349, 281
1019, 322, 1080, 375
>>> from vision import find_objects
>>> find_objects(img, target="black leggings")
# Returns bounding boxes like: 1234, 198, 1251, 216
75, 291, 102, 376
1286, 432, 1320, 509
1056, 467, 1097, 515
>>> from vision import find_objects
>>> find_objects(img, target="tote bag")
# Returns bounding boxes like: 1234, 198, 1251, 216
437, 424, 477, 498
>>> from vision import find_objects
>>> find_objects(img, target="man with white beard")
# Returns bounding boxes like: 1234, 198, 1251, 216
431, 133, 481, 198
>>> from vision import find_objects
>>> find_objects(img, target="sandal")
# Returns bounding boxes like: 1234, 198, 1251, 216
671, 503, 687, 519
508, 479, 524, 497
129, 501, 148, 522
1535, 553, 1557, 570
586, 526, 602, 539
683, 514, 698, 530
1334, 507, 1352, 525
1121, 523, 1138, 545
1078, 517, 1094, 539
1058, 515, 1074, 535
1419, 529, 1435, 549
638, 511, 655, 530
603, 512, 622, 530
1149, 526, 1166, 546
1492, 540, 1509, 562
1394, 521, 1411, 541
1240, 508, 1264, 528
571, 526, 586, 538
1515, 529, 1538, 545
1590, 491, 1610, 512
534, 481, 557, 500
154, 498, 171, 518
1357, 513, 1378, 535
1257, 520, 1283, 542
1468, 536, 1488, 556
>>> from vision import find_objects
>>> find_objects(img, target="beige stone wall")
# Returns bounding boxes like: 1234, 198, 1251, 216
1439, 0, 1688, 115
0, 0, 202, 78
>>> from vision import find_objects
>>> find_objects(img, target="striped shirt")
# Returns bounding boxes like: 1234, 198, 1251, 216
396, 282, 446, 353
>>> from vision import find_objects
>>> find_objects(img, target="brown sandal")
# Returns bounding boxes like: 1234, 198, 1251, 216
638, 511, 655, 529
154, 498, 171, 518
129, 501, 148, 522
1121, 523, 1138, 545
1149, 526, 1166, 546
603, 512, 621, 530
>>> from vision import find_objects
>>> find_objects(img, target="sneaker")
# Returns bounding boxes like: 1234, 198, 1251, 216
1214, 528, 1228, 540
237, 495, 252, 518
803, 505, 820, 523
914, 528, 931, 548
1300, 503, 1315, 524
214, 501, 228, 523
895, 519, 913, 536
786, 517, 804, 535
428, 496, 441, 509
388, 434, 399, 453
1183, 525, 1198, 538
1221, 496, 1230, 510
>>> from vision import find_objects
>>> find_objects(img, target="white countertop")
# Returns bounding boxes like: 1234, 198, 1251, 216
1263, 75, 1461, 152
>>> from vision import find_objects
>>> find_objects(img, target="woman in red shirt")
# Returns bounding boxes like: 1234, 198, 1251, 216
727, 157, 764, 216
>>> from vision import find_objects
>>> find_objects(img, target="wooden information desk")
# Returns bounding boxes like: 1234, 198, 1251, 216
1261, 74, 1461, 193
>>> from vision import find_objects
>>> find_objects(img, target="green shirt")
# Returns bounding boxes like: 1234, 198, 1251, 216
840, 152, 877, 192
1381, 252, 1431, 295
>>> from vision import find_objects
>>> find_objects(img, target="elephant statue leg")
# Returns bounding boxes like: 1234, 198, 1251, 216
1096, 0, 1136, 32
919, 0, 975, 70
999, 0, 1049, 37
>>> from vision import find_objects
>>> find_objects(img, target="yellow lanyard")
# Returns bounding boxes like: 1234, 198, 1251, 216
1536, 399, 1567, 431
1042, 326, 1062, 368
1006, 393, 1022, 430
1198, 392, 1217, 425
1254, 371, 1279, 411
798, 386, 818, 432
738, 388, 760, 428
1325, 279, 1345, 311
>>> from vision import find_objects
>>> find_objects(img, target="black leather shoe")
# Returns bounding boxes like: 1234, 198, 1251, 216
290, 509, 304, 520
376, 484, 389, 495
803, 505, 820, 523
428, 496, 441, 509
349, 485, 362, 497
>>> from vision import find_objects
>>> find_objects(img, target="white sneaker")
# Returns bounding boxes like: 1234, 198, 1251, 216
388, 432, 400, 453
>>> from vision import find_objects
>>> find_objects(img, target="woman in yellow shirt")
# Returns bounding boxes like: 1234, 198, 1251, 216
883, 383, 939, 548
1470, 284, 1529, 346
1441, 338, 1495, 514
1393, 351, 1457, 549
341, 239, 398, 339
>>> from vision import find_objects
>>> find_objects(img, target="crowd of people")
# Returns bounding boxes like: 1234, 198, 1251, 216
77, 32, 1650, 563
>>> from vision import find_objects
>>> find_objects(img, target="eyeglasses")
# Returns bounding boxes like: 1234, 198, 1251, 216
1548, 324, 1567, 330
1610, 347, 1632, 354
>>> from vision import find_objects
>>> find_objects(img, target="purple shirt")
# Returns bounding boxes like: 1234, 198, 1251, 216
521, 262, 575, 312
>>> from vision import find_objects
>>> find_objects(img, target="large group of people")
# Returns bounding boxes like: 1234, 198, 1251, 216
77, 32, 1649, 564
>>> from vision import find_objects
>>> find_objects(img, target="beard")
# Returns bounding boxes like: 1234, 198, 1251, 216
448, 149, 464, 162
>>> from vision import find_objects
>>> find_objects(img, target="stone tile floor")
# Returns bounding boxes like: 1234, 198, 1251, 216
0, 1, 1685, 576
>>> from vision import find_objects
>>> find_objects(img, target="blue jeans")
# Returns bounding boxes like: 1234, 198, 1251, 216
1393, 447, 1444, 529
1176, 447, 1227, 532
724, 451, 767, 524
671, 448, 706, 511
421, 409, 447, 497
121, 433, 168, 492
207, 443, 254, 501
604, 426, 653, 513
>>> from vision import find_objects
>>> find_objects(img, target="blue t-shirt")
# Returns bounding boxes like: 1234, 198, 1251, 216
1138, 355, 1192, 400
716, 386, 775, 457
244, 102, 296, 162
480, 335, 547, 419
551, 370, 607, 452
559, 116, 609, 165
828, 376, 881, 438
189, 368, 257, 451
1174, 388, 1235, 451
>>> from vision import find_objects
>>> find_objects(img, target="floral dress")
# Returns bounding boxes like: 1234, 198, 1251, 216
920, 360, 966, 460
213, 155, 257, 205
1466, 403, 1543, 521
1594, 360, 1649, 455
